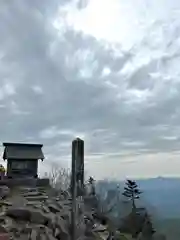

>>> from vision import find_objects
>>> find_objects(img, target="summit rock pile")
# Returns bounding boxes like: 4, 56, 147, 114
0, 185, 108, 240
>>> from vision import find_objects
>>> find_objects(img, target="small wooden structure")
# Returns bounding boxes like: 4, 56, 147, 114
2, 142, 44, 178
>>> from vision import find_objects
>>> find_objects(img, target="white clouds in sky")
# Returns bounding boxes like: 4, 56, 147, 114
0, 0, 180, 179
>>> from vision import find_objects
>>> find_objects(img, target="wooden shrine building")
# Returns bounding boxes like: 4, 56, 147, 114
2, 142, 44, 178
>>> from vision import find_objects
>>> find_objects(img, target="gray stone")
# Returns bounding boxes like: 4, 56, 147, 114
46, 234, 57, 240
19, 187, 38, 192
6, 208, 31, 221
30, 229, 38, 240
55, 216, 69, 236
48, 204, 61, 214
4, 217, 14, 230
26, 201, 42, 206
0, 186, 10, 199
0, 201, 12, 206
23, 192, 43, 197
42, 205, 50, 213
55, 231, 70, 240
30, 209, 49, 225
25, 196, 48, 201
11, 196, 27, 207
20, 225, 32, 235
58, 200, 71, 206
6, 207, 49, 225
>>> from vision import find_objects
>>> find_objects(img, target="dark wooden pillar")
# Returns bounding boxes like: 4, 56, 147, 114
71, 138, 84, 195
71, 137, 84, 240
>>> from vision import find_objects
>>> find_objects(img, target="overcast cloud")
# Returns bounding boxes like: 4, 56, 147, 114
0, 0, 180, 179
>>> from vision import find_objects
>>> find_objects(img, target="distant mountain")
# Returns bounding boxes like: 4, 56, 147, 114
156, 218, 180, 240
96, 177, 180, 219
137, 177, 180, 218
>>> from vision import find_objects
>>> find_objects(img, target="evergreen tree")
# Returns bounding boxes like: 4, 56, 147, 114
122, 179, 142, 210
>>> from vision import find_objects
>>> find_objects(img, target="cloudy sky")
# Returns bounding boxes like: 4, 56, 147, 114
1, 0, 180, 180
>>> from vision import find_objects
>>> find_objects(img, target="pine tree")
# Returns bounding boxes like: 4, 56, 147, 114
122, 179, 142, 210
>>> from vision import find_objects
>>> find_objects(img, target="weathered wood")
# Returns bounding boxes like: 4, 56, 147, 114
2, 142, 44, 179
71, 138, 85, 240
71, 139, 77, 240
71, 138, 84, 196
7, 159, 38, 178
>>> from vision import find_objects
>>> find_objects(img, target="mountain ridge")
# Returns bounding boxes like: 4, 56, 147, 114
96, 176, 180, 218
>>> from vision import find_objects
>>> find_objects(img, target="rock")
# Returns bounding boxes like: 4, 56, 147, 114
23, 191, 43, 197
6, 207, 49, 225
4, 217, 14, 230
0, 186, 10, 199
78, 237, 96, 240
18, 187, 38, 192
26, 201, 42, 206
11, 227, 21, 238
30, 229, 39, 240
42, 205, 50, 213
46, 234, 57, 240
25, 196, 48, 201
30, 209, 49, 225
0, 184, 113, 240
0, 225, 8, 233
58, 200, 71, 206
20, 225, 32, 235
11, 196, 27, 207
0, 201, 12, 207
6, 208, 31, 221
31, 204, 42, 210
48, 204, 61, 214
93, 223, 107, 232
55, 231, 70, 240
53, 215, 69, 240
59, 211, 71, 225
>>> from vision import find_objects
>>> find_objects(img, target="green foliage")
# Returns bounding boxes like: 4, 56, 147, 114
123, 179, 141, 209
123, 180, 142, 200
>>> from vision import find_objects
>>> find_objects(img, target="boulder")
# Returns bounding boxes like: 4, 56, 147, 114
48, 204, 61, 214
6, 207, 50, 225
0, 186, 10, 199
6, 208, 31, 221
30, 229, 39, 240
54, 215, 69, 239
30, 209, 49, 225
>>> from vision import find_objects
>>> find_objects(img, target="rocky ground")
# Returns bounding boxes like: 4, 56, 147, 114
0, 184, 111, 240
0, 184, 168, 240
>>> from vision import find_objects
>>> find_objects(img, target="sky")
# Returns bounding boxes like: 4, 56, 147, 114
1, 0, 180, 180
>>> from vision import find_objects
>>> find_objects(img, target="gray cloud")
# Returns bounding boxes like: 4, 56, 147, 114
0, 0, 180, 178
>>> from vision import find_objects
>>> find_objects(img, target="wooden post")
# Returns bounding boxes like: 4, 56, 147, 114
71, 138, 84, 240
71, 141, 77, 240
76, 138, 84, 196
